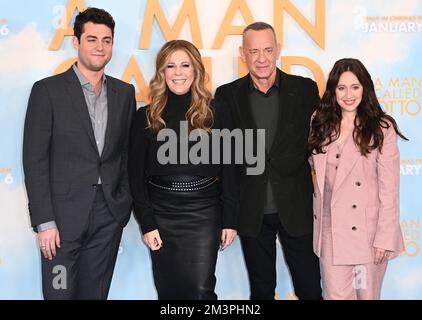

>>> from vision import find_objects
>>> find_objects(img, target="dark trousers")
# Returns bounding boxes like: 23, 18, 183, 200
41, 186, 123, 300
240, 213, 322, 300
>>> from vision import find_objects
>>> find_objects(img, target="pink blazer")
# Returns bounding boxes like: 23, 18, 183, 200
311, 124, 405, 265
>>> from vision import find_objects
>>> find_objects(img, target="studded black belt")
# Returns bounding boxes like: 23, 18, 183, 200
148, 175, 217, 192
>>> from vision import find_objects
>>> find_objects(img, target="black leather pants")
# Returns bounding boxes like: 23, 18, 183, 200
148, 175, 221, 300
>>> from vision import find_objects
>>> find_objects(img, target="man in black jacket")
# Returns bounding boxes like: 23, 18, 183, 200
215, 22, 322, 300
23, 8, 136, 299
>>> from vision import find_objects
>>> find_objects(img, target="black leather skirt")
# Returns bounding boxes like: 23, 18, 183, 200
148, 175, 221, 300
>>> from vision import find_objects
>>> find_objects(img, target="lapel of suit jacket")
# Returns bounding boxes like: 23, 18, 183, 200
332, 133, 361, 200
234, 75, 262, 160
64, 68, 99, 155
268, 70, 297, 155
312, 148, 328, 198
101, 76, 117, 159
234, 75, 258, 131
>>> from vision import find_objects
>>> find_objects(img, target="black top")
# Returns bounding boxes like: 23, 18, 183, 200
128, 90, 239, 234
248, 72, 280, 150
249, 76, 280, 215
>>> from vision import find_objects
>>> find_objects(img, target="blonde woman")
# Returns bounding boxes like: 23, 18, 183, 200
128, 40, 238, 299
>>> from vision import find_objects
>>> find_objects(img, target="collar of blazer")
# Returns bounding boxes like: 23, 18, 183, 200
63, 67, 118, 159
313, 133, 361, 202
232, 68, 298, 155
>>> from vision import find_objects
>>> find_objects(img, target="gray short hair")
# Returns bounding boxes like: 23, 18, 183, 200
242, 22, 277, 44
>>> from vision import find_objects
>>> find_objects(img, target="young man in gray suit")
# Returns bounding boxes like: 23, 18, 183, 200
23, 7, 136, 299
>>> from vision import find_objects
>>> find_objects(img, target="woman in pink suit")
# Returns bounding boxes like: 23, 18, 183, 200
308, 58, 407, 300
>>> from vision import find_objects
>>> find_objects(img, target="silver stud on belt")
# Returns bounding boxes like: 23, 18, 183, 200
148, 177, 217, 192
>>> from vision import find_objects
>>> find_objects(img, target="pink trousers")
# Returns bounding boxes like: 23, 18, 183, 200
320, 225, 388, 300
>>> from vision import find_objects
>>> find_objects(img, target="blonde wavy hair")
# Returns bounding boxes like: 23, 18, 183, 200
147, 40, 213, 133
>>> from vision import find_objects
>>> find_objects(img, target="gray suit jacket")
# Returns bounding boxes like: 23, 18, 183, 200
23, 67, 136, 240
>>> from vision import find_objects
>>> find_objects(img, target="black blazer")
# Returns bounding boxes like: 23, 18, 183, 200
23, 67, 136, 240
214, 69, 319, 237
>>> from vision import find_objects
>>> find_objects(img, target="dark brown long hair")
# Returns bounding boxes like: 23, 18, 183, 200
308, 58, 407, 155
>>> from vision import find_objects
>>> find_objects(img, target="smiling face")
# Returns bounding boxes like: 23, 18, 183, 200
164, 49, 195, 95
335, 71, 363, 116
73, 22, 113, 72
240, 28, 281, 83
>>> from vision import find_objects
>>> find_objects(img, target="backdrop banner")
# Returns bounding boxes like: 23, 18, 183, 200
0, 0, 420, 299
